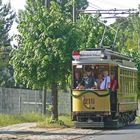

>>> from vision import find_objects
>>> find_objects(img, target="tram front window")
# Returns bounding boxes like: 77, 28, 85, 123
73, 64, 112, 90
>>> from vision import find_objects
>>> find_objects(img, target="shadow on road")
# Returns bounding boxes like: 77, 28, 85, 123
123, 123, 140, 130
92, 122, 140, 130
0, 130, 42, 135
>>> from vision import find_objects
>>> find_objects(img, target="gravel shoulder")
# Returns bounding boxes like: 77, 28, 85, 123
0, 123, 101, 140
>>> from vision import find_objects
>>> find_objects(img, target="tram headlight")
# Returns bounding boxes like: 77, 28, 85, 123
100, 53, 105, 58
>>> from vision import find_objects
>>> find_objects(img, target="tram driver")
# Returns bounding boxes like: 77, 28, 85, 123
78, 67, 97, 89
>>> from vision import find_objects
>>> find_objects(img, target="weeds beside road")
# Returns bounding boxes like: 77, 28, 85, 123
0, 113, 46, 127
0, 113, 76, 139
1, 113, 140, 128
0, 113, 74, 128
0, 113, 140, 140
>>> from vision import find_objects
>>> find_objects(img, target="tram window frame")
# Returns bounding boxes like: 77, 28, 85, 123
120, 75, 123, 95
72, 64, 117, 90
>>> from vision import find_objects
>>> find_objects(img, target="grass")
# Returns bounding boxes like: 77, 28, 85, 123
0, 113, 74, 128
1, 113, 139, 128
138, 90, 140, 99
0, 113, 46, 126
136, 116, 140, 122
38, 115, 74, 128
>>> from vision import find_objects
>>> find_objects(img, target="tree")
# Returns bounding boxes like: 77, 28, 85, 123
59, 0, 88, 10
10, 0, 81, 120
111, 6, 140, 98
60, 0, 88, 22
111, 8, 140, 51
40, 0, 88, 23
121, 49, 140, 98
77, 14, 114, 49
41, 0, 88, 10
0, 0, 15, 87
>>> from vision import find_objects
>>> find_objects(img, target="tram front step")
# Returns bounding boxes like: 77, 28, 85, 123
75, 120, 120, 128
75, 122, 104, 128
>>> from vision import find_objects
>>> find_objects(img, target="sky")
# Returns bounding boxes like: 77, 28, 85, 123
88, 0, 139, 9
3, 0, 26, 12
3, 0, 140, 12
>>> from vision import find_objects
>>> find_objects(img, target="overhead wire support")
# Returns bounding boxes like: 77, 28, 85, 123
80, 12, 138, 14
79, 9, 137, 11
77, 8, 139, 49
88, 2, 103, 10
78, 8, 138, 15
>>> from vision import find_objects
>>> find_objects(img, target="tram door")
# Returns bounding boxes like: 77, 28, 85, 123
110, 66, 118, 115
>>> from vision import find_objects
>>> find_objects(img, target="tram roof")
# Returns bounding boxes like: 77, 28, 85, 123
72, 47, 131, 61
81, 48, 130, 61
72, 59, 137, 70
72, 47, 136, 69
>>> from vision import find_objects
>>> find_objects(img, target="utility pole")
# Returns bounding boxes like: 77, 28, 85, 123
42, 0, 50, 115
138, 39, 140, 53
72, 0, 76, 23
45, 0, 50, 9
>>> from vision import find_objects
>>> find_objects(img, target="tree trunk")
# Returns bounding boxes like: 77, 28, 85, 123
51, 83, 58, 120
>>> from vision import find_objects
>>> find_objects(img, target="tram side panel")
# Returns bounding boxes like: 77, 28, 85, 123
117, 67, 138, 113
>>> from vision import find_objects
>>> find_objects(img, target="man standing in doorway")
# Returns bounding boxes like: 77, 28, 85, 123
100, 71, 110, 90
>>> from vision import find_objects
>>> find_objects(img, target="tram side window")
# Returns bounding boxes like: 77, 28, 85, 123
120, 69, 125, 95
134, 71, 137, 93
120, 76, 123, 94
73, 65, 82, 89
120, 68, 137, 95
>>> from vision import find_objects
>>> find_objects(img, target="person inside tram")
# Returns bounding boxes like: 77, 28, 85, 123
78, 67, 97, 89
73, 71, 81, 89
110, 72, 117, 112
96, 73, 103, 89
100, 70, 110, 90
110, 73, 117, 92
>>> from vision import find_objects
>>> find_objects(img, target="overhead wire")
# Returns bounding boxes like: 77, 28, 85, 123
88, 2, 103, 10
93, 0, 129, 9
86, 1, 139, 48
87, 0, 138, 19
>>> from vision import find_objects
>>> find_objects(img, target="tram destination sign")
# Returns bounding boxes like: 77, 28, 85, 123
80, 50, 102, 57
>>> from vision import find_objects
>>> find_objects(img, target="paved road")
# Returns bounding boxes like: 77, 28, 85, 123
78, 122, 140, 140
0, 122, 140, 140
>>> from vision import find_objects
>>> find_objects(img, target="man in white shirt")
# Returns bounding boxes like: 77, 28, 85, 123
100, 71, 110, 90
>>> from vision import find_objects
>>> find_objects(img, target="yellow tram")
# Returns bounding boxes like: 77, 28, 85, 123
71, 48, 138, 128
